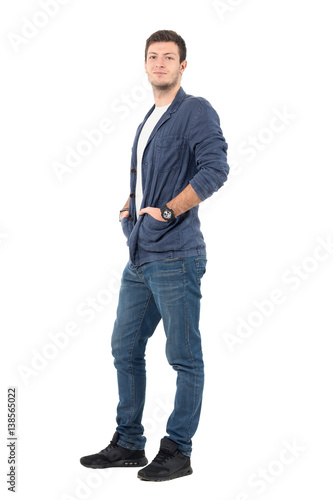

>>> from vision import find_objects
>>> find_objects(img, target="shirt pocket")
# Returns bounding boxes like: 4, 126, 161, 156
120, 216, 134, 244
155, 136, 186, 172
140, 214, 181, 251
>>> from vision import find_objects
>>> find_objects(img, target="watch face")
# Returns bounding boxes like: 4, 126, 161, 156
163, 209, 172, 220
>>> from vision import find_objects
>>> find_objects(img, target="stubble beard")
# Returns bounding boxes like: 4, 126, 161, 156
149, 73, 180, 94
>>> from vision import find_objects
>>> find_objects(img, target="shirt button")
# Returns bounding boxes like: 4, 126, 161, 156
130, 193, 135, 198
131, 168, 136, 173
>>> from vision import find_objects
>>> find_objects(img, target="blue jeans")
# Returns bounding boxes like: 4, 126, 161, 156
111, 256, 207, 457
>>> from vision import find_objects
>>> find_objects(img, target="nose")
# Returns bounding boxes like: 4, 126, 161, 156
155, 57, 165, 67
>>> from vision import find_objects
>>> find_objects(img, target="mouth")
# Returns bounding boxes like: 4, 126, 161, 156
153, 72, 167, 75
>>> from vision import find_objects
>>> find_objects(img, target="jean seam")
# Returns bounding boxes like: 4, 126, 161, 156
184, 259, 195, 444
186, 258, 202, 443
125, 290, 154, 443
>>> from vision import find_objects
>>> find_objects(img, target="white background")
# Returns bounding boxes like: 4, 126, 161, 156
1, 0, 332, 499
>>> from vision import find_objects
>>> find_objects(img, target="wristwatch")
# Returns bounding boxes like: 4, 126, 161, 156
160, 204, 176, 222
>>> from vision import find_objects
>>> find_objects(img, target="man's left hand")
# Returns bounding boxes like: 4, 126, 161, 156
138, 207, 166, 222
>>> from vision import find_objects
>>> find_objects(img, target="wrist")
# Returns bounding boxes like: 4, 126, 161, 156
160, 204, 176, 222
119, 208, 130, 222
165, 199, 181, 218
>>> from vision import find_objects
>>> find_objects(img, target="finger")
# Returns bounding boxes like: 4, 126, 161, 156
138, 208, 148, 215
120, 211, 129, 220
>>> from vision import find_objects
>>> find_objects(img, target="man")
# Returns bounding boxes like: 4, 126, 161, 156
80, 30, 229, 482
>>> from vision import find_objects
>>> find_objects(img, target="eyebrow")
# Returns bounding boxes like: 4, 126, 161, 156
148, 52, 177, 56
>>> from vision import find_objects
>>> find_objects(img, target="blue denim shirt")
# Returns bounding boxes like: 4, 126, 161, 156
121, 86, 229, 268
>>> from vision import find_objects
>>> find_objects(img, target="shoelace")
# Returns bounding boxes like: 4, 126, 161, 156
153, 449, 173, 464
101, 441, 117, 454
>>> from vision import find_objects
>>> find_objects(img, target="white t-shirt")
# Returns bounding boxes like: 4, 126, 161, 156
136, 103, 170, 216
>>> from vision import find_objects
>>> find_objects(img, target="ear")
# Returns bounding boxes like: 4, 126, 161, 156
180, 60, 187, 74
144, 59, 148, 73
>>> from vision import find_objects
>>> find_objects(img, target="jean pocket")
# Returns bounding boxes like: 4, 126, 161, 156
194, 257, 207, 286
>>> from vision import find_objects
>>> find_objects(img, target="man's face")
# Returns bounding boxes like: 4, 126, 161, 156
145, 41, 187, 92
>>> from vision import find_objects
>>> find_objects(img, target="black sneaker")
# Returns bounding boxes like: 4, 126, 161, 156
137, 438, 193, 481
80, 432, 148, 468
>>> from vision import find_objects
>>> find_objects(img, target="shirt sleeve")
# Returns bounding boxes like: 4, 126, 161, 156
189, 99, 229, 202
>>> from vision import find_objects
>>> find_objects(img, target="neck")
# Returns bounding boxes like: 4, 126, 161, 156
152, 84, 180, 107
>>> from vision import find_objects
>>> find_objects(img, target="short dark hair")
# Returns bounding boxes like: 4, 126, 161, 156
145, 30, 187, 63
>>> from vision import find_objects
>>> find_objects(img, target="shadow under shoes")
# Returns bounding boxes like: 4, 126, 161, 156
138, 438, 193, 481
80, 432, 148, 469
